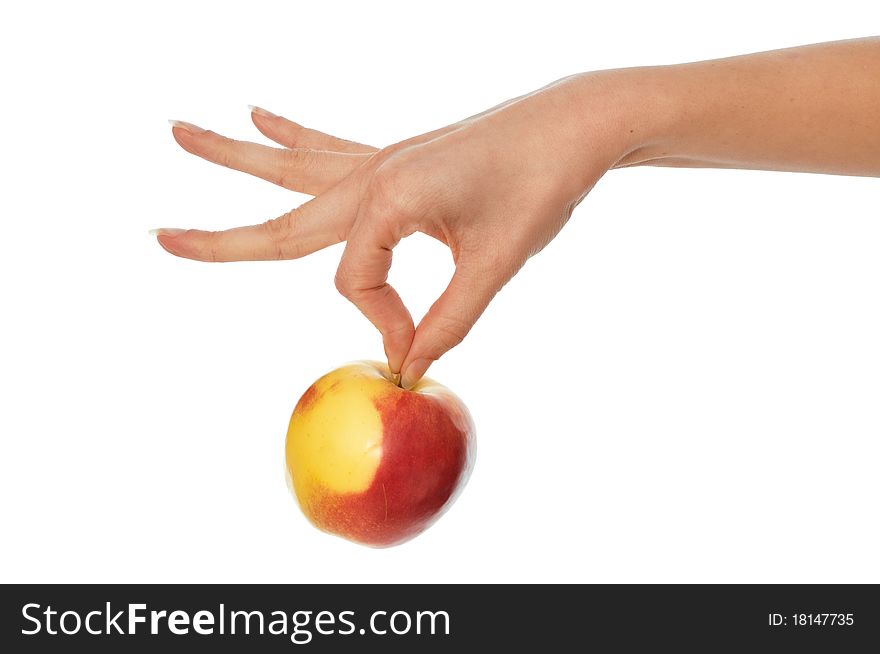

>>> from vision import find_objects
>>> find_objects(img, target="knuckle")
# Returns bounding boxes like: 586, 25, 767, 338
428, 316, 469, 354
365, 151, 448, 230
282, 147, 314, 170
383, 320, 412, 339
366, 161, 413, 216
214, 137, 236, 168
203, 231, 221, 263
261, 210, 298, 259
334, 269, 353, 299
274, 149, 316, 189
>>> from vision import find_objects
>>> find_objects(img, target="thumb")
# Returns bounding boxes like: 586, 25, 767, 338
400, 262, 507, 389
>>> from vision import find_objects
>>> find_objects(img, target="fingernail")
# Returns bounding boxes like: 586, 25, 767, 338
401, 358, 431, 390
168, 119, 206, 133
148, 228, 186, 237
248, 105, 277, 118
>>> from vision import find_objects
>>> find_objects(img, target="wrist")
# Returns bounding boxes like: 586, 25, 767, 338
563, 66, 683, 171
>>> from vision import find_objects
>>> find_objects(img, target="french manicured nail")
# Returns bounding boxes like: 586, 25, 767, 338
168, 120, 206, 133
401, 358, 431, 390
148, 228, 186, 237
248, 105, 277, 118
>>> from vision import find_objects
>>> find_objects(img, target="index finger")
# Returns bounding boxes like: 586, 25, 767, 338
333, 205, 415, 374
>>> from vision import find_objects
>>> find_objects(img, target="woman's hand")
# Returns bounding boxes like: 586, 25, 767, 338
156, 39, 880, 387
155, 74, 641, 387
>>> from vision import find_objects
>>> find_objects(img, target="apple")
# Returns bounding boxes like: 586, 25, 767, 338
285, 361, 476, 547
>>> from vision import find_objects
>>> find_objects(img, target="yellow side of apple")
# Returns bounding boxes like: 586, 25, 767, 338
287, 364, 387, 496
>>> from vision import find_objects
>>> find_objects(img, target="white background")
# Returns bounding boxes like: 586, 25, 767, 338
1, 1, 878, 583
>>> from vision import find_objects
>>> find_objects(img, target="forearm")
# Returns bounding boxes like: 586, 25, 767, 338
595, 38, 880, 177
